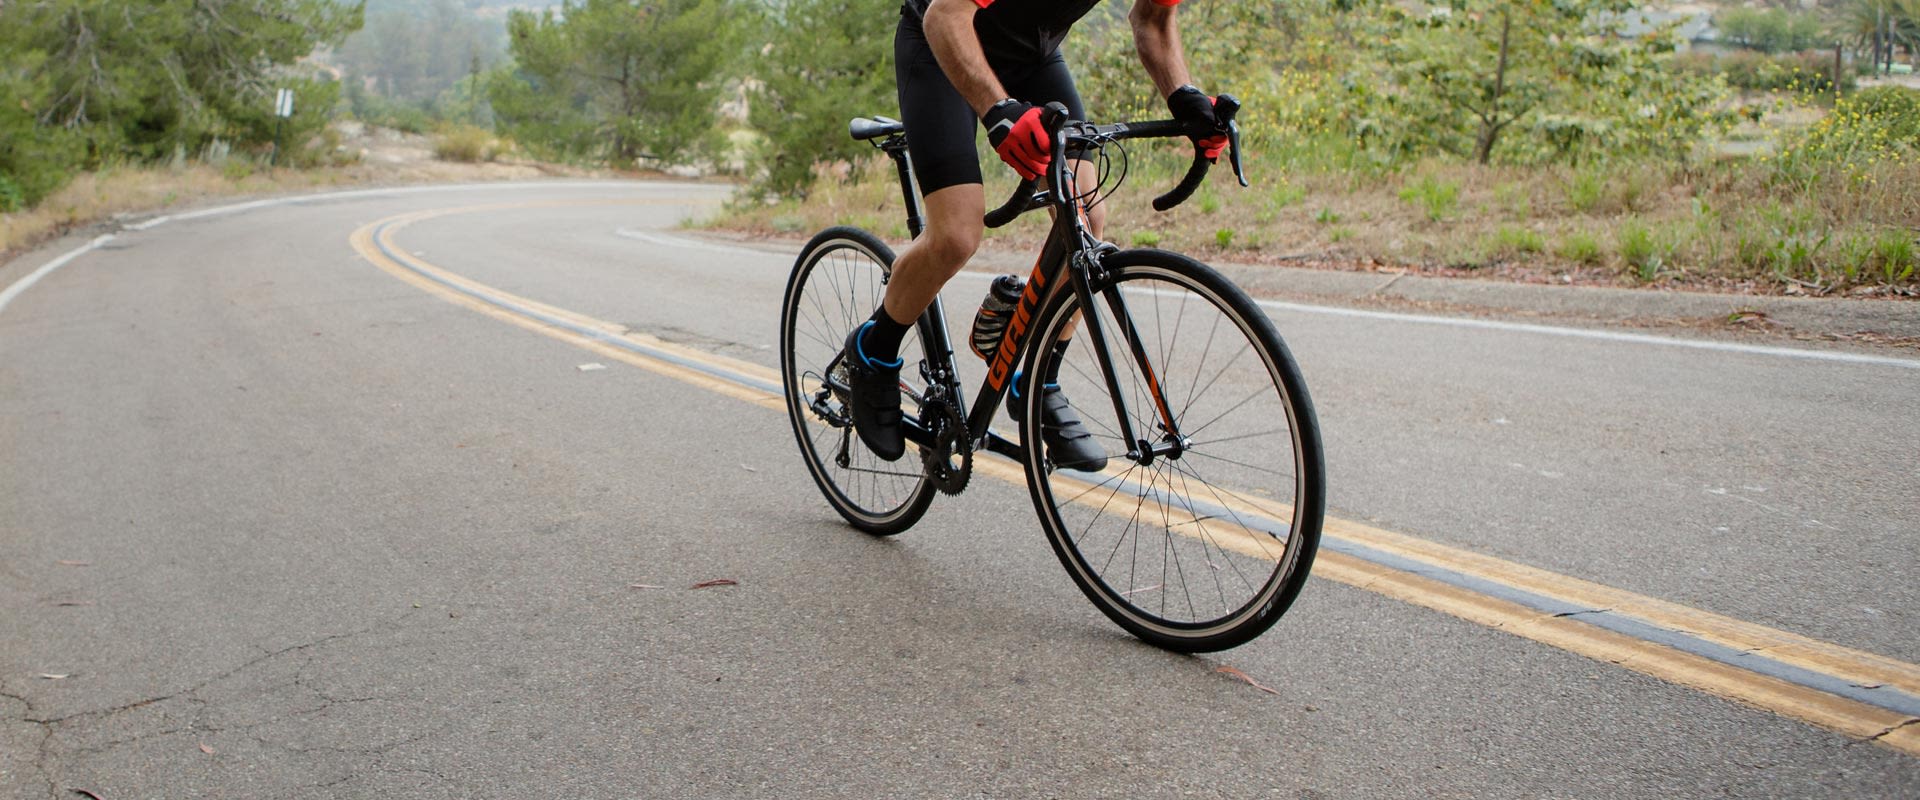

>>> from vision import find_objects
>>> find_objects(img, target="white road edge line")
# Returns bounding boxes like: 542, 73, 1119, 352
0, 234, 116, 315
627, 229, 1920, 371
0, 180, 725, 318
613, 227, 768, 257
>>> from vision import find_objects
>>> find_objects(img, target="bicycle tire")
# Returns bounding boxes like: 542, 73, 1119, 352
779, 226, 936, 535
1019, 249, 1324, 652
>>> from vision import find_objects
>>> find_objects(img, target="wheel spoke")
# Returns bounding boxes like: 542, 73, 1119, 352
1029, 258, 1320, 647
781, 233, 932, 536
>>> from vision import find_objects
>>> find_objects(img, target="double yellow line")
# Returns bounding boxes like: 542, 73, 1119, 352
351, 202, 1920, 757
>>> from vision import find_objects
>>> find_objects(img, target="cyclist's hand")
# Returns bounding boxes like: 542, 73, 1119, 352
983, 98, 1051, 180
1167, 85, 1229, 162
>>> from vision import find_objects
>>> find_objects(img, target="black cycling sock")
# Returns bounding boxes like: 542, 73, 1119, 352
1043, 339, 1070, 384
859, 307, 912, 365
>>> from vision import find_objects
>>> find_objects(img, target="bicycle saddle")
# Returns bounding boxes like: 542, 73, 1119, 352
849, 116, 905, 141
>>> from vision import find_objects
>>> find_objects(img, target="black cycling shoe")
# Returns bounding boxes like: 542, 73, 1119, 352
1011, 381, 1108, 472
840, 322, 906, 462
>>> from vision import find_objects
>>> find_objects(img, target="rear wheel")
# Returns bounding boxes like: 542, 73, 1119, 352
779, 227, 934, 535
1020, 249, 1324, 652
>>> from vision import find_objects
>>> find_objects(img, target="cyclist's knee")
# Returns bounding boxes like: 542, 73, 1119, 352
921, 226, 981, 272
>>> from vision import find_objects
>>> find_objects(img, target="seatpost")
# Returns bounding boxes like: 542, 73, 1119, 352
886, 143, 925, 240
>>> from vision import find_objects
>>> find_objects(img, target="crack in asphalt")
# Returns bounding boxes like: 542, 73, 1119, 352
1869, 717, 1920, 741
11, 622, 398, 795
1, 681, 60, 800
26, 623, 387, 726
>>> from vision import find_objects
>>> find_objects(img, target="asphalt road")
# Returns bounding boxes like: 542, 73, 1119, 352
2, 181, 1916, 798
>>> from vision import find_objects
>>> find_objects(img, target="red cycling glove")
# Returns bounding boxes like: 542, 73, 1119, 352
1167, 85, 1229, 162
983, 99, 1051, 180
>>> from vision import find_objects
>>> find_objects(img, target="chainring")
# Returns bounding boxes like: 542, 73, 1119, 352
919, 397, 972, 496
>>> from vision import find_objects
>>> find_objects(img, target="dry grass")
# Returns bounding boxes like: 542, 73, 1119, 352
705, 150, 1920, 296
0, 166, 354, 255
0, 128, 582, 263
433, 125, 503, 163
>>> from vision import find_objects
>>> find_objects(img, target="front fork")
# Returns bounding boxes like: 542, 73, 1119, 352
1067, 249, 1188, 466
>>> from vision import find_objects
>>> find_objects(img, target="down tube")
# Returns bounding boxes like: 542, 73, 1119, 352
966, 229, 1074, 443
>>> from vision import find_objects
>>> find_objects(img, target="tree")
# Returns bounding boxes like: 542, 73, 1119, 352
1839, 0, 1920, 75
745, 0, 895, 197
1368, 0, 1726, 165
489, 0, 740, 166
1717, 7, 1825, 54
0, 0, 361, 205
335, 0, 505, 106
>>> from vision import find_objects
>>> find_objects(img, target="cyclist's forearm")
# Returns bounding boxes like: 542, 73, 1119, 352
1129, 0, 1192, 98
924, 0, 1007, 117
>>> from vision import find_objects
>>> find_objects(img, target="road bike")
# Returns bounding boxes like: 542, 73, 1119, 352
778, 100, 1324, 652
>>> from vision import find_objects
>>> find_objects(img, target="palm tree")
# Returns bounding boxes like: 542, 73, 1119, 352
1839, 0, 1920, 74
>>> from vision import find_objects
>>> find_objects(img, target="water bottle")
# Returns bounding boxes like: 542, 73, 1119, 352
970, 274, 1025, 361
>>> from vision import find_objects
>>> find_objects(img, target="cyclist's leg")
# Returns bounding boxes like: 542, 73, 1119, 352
837, 11, 991, 460
882, 11, 988, 328
883, 187, 986, 325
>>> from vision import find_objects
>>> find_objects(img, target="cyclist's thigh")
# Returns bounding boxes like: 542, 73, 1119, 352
1002, 52, 1088, 124
1004, 52, 1093, 166
896, 14, 983, 195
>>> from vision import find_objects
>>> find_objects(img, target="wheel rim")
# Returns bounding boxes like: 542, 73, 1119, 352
1029, 265, 1312, 638
782, 238, 930, 523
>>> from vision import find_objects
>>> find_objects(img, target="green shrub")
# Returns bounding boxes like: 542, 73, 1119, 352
1313, 207, 1341, 225
1269, 182, 1307, 209
0, 108, 84, 210
1763, 230, 1829, 282
1877, 231, 1917, 284
1703, 50, 1854, 94
0, 175, 24, 213
1618, 220, 1660, 277
434, 125, 498, 163
1776, 86, 1920, 182
1398, 175, 1459, 222
1849, 87, 1920, 141
1833, 231, 1877, 284
1131, 230, 1162, 247
1494, 182, 1531, 218
1566, 170, 1604, 212
1557, 231, 1603, 264
1215, 228, 1236, 248
1716, 7, 1826, 54
1489, 225, 1545, 255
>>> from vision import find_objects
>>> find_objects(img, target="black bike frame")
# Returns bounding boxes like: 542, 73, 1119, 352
872, 127, 1185, 467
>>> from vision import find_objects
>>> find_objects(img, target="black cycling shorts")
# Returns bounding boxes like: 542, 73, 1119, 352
895, 10, 1088, 195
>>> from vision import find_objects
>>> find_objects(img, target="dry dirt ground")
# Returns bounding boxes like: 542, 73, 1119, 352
330, 121, 568, 183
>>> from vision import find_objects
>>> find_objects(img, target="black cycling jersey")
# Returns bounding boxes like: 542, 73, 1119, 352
903, 0, 1107, 65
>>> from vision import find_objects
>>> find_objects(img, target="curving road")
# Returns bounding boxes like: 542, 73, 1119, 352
2, 181, 1916, 797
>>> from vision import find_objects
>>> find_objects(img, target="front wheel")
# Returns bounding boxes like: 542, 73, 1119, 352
779, 226, 935, 535
1020, 249, 1324, 652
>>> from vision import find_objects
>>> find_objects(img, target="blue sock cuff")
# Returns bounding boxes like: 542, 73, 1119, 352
854, 321, 903, 369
